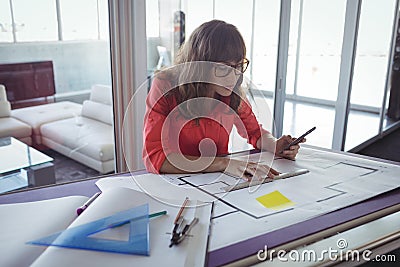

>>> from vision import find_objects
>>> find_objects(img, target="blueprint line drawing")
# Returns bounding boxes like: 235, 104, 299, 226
180, 147, 400, 250
95, 147, 400, 251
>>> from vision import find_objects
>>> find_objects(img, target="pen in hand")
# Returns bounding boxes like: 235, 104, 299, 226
279, 126, 316, 154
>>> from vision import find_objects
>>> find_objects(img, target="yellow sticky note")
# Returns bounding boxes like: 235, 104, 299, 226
256, 190, 295, 210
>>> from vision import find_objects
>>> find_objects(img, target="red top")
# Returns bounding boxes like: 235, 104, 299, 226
142, 78, 269, 173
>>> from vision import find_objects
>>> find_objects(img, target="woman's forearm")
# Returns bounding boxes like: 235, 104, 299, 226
256, 132, 277, 152
159, 153, 228, 174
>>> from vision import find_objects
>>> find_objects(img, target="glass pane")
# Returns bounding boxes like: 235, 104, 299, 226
0, 1, 113, 193
286, 1, 301, 95
157, 1, 180, 60
386, 12, 400, 125
351, 0, 396, 107
252, 0, 280, 91
290, 0, 346, 101
345, 111, 380, 150
345, 0, 397, 150
184, 0, 213, 38
60, 0, 98, 40
214, 0, 253, 72
98, 0, 109, 40
214, 0, 271, 151
250, 0, 281, 137
283, 102, 335, 148
283, 0, 346, 149
12, 0, 58, 42
0, 0, 13, 42
146, 0, 159, 38
0, 137, 52, 173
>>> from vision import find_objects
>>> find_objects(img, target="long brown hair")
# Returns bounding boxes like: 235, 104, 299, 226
170, 20, 247, 117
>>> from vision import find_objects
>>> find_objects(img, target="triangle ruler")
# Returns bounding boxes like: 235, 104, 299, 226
27, 204, 150, 255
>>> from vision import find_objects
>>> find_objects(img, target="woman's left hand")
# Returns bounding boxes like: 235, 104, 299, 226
275, 135, 303, 160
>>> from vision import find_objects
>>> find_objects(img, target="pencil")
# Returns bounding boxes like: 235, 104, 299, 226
174, 197, 189, 224
108, 210, 167, 228
149, 210, 167, 218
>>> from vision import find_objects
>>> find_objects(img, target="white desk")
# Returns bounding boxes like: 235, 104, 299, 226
95, 146, 400, 266
1, 146, 399, 266
251, 209, 400, 266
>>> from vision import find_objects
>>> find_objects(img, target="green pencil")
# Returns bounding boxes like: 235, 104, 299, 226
108, 210, 167, 228
149, 210, 167, 218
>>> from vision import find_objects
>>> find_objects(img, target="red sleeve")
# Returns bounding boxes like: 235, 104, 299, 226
142, 78, 171, 173
234, 98, 270, 148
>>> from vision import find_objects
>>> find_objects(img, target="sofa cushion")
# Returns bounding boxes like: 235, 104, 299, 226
0, 117, 32, 139
0, 85, 11, 118
90, 84, 112, 105
41, 136, 114, 173
11, 101, 82, 136
0, 101, 11, 118
81, 100, 113, 125
40, 116, 114, 162
0, 84, 7, 101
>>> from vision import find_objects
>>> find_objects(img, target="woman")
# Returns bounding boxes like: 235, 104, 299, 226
143, 20, 302, 181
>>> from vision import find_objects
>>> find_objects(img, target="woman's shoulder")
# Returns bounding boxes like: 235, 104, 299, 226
151, 74, 171, 89
148, 74, 178, 109
237, 94, 253, 113
152, 71, 180, 94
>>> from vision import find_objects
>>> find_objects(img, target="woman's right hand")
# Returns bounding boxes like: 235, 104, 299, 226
223, 159, 279, 181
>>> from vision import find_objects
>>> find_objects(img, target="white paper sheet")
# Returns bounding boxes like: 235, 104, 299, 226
181, 147, 400, 250
0, 196, 88, 267
30, 187, 213, 267
179, 172, 240, 187
219, 179, 341, 218
95, 174, 216, 203
96, 147, 400, 254
209, 204, 322, 250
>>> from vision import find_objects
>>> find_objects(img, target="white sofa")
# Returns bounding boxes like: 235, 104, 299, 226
12, 101, 82, 146
0, 84, 32, 145
40, 85, 114, 174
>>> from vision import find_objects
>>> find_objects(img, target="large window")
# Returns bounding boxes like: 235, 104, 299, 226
0, 0, 113, 194
148, 0, 399, 152
0, 0, 109, 43
282, 0, 347, 148
12, 0, 58, 42
146, 0, 160, 38
346, 0, 397, 150
0, 0, 111, 94
0, 0, 13, 42
252, 0, 281, 92
59, 0, 99, 40
288, 0, 346, 101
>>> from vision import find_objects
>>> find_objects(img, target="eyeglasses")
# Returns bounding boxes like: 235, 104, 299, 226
214, 58, 250, 77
